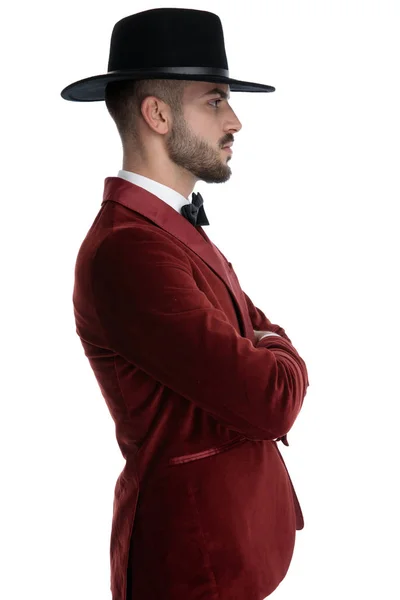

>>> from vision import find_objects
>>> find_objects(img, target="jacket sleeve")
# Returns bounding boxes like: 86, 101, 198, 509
243, 290, 293, 344
243, 289, 310, 391
91, 228, 309, 441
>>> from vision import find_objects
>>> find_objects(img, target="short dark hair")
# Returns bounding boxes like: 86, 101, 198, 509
104, 78, 190, 149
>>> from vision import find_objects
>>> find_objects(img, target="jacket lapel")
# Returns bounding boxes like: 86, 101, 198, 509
102, 177, 252, 337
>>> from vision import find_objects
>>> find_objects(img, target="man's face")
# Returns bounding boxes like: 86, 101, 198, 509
164, 81, 242, 184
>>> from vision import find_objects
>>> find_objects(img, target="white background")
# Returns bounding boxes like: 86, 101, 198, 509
1, 1, 399, 599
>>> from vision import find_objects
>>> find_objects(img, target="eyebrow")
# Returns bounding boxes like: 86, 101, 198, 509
202, 87, 231, 100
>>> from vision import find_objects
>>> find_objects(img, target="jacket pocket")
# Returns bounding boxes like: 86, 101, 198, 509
168, 436, 247, 466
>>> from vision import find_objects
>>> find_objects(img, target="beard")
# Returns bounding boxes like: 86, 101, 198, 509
164, 110, 232, 184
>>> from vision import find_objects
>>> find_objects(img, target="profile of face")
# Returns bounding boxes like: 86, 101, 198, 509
164, 81, 242, 184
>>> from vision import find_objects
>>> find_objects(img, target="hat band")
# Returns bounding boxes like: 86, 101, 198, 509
108, 66, 230, 77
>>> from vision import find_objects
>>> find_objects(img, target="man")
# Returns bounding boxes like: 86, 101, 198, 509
61, 8, 310, 600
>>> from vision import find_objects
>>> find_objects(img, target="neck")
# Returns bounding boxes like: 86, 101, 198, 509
122, 157, 197, 199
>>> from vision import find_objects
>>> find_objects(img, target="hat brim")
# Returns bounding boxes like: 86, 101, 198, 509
60, 70, 275, 102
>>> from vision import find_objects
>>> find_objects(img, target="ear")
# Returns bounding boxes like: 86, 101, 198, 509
140, 96, 171, 135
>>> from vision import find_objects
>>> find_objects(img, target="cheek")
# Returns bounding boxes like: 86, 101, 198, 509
182, 109, 220, 146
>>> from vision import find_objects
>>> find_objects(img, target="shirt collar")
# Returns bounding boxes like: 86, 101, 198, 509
117, 169, 192, 213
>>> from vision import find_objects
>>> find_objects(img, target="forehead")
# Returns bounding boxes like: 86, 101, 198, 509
184, 81, 231, 101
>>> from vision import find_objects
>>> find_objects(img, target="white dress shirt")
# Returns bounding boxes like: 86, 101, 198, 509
118, 169, 193, 211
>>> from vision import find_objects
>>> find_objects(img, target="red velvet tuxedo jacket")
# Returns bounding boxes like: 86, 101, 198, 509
73, 177, 309, 600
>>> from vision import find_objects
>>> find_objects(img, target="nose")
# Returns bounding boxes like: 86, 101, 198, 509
225, 108, 242, 137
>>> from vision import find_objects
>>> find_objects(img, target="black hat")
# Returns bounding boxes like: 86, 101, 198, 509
60, 8, 275, 102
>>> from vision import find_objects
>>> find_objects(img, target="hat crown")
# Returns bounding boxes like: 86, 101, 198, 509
108, 8, 228, 73
60, 7, 275, 102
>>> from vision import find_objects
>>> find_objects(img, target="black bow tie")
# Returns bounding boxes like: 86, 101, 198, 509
180, 192, 210, 226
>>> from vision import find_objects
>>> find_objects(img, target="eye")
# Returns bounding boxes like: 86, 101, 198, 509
209, 99, 222, 108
